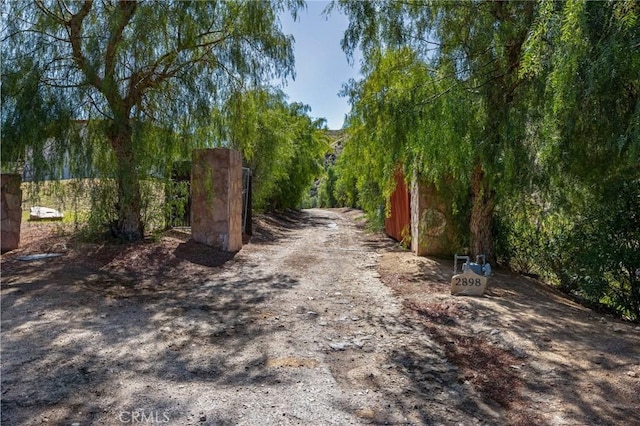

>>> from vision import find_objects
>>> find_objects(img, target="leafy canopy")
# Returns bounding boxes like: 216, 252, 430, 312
215, 88, 329, 211
1, 0, 305, 238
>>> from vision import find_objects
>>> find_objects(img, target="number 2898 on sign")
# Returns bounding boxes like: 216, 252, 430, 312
453, 277, 483, 286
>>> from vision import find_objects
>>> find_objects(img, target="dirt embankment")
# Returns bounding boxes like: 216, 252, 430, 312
1, 208, 639, 425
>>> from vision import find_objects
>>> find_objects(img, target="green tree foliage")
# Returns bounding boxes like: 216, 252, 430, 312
318, 165, 338, 208
332, 0, 639, 320
546, 175, 640, 320
513, 0, 640, 319
1, 0, 303, 240
318, 161, 358, 209
334, 0, 537, 261
215, 88, 329, 211
523, 0, 639, 188
333, 47, 459, 216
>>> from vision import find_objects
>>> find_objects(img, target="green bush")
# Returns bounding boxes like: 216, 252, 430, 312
549, 173, 640, 321
318, 166, 338, 208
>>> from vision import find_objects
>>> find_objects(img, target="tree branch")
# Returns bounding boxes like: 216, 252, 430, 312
67, 0, 103, 91
124, 29, 233, 108
34, 0, 66, 25
104, 1, 137, 84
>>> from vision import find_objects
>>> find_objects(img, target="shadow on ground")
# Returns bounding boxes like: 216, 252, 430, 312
1, 228, 300, 425
373, 252, 640, 425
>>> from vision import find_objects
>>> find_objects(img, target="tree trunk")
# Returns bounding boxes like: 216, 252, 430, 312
470, 163, 495, 263
110, 123, 144, 241
116, 169, 144, 241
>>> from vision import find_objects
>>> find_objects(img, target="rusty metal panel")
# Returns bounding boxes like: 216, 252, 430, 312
385, 170, 410, 243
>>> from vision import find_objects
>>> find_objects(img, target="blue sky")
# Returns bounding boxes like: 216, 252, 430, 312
278, 1, 362, 130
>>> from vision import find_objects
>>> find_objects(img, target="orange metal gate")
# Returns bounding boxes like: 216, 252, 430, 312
385, 170, 410, 243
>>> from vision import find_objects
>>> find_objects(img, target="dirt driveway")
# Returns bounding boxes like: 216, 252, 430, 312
1, 208, 639, 425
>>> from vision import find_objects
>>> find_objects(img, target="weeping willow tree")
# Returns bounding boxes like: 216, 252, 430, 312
334, 0, 537, 262
335, 47, 474, 222
212, 88, 329, 211
1, 0, 303, 240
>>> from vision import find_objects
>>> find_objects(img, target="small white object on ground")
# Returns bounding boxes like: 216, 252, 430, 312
29, 206, 63, 220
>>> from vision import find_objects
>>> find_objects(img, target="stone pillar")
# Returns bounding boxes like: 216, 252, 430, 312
1, 174, 22, 253
410, 173, 456, 257
191, 148, 243, 252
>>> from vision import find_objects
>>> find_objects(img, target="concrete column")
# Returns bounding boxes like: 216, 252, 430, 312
191, 148, 243, 252
1, 174, 22, 253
